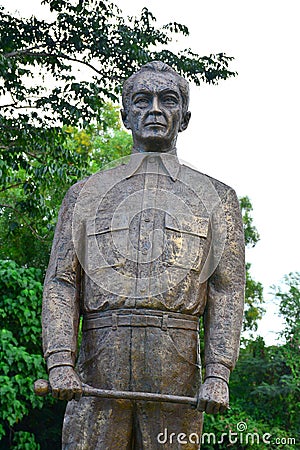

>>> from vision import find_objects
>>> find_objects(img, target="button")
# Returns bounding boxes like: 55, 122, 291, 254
148, 157, 156, 163
144, 218, 150, 222
142, 251, 148, 255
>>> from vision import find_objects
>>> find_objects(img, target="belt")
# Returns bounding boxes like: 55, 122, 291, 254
82, 309, 199, 332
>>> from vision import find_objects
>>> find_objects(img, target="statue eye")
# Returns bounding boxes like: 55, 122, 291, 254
162, 95, 179, 106
134, 96, 150, 107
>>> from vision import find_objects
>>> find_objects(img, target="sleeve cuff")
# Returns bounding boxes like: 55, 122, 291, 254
46, 351, 75, 371
204, 363, 231, 383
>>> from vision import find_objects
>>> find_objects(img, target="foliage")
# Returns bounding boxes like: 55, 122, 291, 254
202, 407, 297, 450
202, 274, 300, 449
239, 196, 265, 332
243, 262, 264, 332
203, 336, 299, 449
3, 3, 292, 447
11, 431, 40, 450
0, 103, 132, 269
0, 260, 47, 447
275, 272, 300, 347
273, 273, 300, 421
0, 93, 133, 446
240, 196, 260, 248
0, 0, 236, 262
0, 124, 88, 266
0, 0, 235, 127
0, 259, 67, 449
231, 338, 299, 432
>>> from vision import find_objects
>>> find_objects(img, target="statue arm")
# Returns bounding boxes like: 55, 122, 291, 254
42, 184, 82, 375
199, 187, 245, 413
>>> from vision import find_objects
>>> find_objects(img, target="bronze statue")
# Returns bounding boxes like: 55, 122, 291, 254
42, 61, 245, 449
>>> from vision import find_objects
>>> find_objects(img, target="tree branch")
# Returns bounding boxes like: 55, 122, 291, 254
0, 147, 45, 164
0, 182, 24, 193
0, 102, 17, 109
40, 51, 104, 76
0, 104, 39, 110
22, 150, 45, 164
5, 49, 110, 78
0, 203, 50, 241
4, 45, 45, 58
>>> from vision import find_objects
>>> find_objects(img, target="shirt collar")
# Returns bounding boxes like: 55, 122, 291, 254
124, 150, 180, 182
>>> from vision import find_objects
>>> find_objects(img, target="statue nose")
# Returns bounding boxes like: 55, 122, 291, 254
150, 96, 162, 114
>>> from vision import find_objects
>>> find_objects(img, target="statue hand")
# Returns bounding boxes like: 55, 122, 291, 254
49, 366, 82, 401
197, 377, 229, 414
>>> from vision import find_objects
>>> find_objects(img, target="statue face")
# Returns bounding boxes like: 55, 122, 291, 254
122, 71, 190, 152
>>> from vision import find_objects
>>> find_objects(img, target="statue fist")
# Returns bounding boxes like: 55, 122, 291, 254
197, 377, 229, 414
49, 366, 82, 401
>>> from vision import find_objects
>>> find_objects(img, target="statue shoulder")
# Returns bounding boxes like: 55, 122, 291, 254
62, 162, 127, 214
180, 163, 236, 200
64, 176, 91, 204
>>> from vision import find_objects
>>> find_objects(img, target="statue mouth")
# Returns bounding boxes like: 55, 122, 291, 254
144, 122, 166, 128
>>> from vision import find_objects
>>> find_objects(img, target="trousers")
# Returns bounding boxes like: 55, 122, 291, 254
62, 310, 203, 449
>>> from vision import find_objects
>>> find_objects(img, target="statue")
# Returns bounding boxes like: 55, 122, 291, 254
41, 61, 245, 449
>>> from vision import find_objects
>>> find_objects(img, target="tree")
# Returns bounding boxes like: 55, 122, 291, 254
1, 3, 264, 447
1, 0, 235, 126
202, 337, 299, 450
0, 260, 46, 448
273, 272, 300, 430
0, 101, 134, 447
201, 274, 300, 449
240, 196, 265, 332
275, 272, 300, 350
0, 0, 236, 250
0, 103, 132, 269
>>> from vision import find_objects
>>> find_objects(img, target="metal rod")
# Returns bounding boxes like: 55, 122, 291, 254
34, 379, 197, 406
82, 384, 197, 406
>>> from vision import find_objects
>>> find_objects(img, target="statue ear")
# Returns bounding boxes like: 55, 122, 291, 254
121, 109, 131, 130
179, 111, 191, 132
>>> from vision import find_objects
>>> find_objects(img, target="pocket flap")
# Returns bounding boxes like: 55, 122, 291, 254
165, 213, 209, 238
86, 215, 128, 236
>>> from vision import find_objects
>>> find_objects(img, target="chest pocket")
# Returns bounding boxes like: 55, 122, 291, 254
163, 213, 209, 272
85, 216, 128, 273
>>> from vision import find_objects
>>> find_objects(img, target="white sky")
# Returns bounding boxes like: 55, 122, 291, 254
2, 0, 299, 344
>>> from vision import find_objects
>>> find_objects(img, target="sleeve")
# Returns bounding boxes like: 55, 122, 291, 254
204, 187, 245, 383
42, 184, 82, 372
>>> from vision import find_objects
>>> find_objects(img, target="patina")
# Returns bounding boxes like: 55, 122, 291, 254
42, 61, 245, 449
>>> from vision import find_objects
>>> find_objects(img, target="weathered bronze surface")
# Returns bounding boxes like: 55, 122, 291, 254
34, 378, 198, 406
42, 61, 245, 449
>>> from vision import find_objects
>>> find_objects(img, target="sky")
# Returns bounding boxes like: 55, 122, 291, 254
1, 0, 299, 344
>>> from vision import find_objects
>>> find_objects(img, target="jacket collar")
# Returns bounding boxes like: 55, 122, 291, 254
124, 150, 180, 182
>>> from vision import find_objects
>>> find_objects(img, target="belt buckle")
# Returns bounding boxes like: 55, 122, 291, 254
131, 315, 147, 327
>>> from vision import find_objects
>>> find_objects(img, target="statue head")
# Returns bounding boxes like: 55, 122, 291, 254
121, 61, 191, 153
